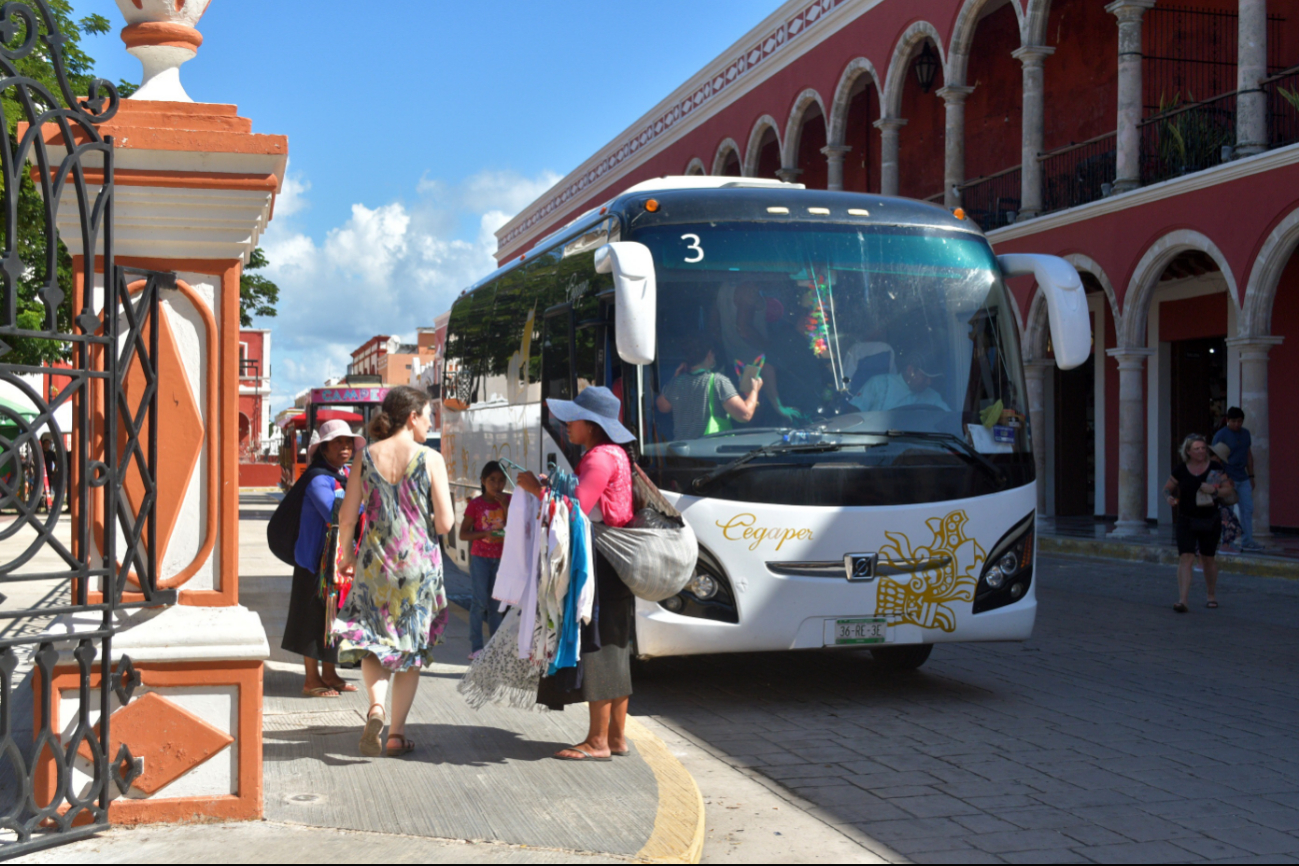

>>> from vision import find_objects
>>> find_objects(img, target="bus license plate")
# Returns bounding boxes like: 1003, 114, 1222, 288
830, 617, 888, 646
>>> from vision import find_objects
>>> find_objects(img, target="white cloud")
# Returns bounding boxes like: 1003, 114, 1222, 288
259, 168, 557, 412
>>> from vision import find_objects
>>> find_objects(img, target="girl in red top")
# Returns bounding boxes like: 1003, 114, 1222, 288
459, 461, 511, 659
518, 386, 635, 762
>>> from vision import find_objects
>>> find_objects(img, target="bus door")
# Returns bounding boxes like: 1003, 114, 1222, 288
540, 290, 616, 469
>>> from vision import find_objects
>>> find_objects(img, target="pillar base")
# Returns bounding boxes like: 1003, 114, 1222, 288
35, 605, 269, 825
1112, 179, 1140, 194
1108, 519, 1152, 537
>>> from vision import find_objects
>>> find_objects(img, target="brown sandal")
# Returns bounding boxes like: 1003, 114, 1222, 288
359, 703, 385, 757
386, 734, 415, 757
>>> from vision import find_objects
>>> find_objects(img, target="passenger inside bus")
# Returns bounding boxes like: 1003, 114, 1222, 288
655, 333, 763, 439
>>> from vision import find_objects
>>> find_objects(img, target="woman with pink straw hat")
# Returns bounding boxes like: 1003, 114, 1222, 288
282, 419, 366, 697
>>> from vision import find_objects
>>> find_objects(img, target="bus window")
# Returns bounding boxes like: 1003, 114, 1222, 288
444, 284, 497, 410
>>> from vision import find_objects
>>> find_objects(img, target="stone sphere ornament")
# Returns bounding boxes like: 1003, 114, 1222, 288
113, 0, 214, 102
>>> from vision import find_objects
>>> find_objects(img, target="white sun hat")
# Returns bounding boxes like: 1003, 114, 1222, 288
306, 419, 366, 464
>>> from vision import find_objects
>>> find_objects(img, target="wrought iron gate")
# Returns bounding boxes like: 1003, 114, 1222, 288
0, 2, 174, 857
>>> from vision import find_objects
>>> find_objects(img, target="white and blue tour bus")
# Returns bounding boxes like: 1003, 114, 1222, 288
440, 176, 1089, 670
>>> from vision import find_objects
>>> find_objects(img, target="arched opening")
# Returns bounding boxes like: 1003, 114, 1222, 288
896, 37, 946, 200
1243, 212, 1299, 531
746, 118, 782, 179
959, 1, 1024, 227
840, 73, 880, 193
1046, 272, 1109, 518
787, 93, 829, 189
1140, 249, 1237, 524
713, 140, 742, 176
685, 158, 707, 176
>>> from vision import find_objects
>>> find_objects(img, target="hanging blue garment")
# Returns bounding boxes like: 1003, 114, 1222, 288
549, 467, 578, 499
549, 502, 589, 675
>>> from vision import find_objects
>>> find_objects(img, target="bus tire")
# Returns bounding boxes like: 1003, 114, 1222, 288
870, 644, 933, 671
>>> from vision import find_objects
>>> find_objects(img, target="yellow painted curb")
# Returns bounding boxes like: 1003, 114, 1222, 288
626, 715, 706, 865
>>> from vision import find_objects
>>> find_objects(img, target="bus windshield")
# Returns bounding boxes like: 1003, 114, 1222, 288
635, 222, 1030, 497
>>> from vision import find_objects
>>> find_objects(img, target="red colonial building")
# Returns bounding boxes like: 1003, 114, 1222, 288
238, 328, 272, 459
496, 0, 1299, 536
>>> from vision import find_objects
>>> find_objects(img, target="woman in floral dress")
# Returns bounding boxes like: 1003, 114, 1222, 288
334, 386, 454, 758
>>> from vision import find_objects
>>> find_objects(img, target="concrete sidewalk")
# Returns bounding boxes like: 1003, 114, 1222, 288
17, 493, 704, 864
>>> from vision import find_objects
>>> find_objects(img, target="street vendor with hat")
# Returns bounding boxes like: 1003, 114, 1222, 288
515, 386, 638, 761
283, 419, 366, 697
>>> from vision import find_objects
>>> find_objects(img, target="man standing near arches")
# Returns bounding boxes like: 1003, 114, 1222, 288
1213, 407, 1261, 551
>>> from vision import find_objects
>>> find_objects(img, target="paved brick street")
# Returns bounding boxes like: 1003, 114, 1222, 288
632, 554, 1299, 864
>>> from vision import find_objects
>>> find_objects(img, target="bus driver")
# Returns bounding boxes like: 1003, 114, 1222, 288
850, 349, 950, 413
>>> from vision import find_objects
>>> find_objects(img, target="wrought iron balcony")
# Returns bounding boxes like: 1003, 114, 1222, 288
239, 358, 262, 380
1139, 91, 1237, 187
1041, 133, 1117, 215
1265, 65, 1299, 149
956, 166, 1022, 232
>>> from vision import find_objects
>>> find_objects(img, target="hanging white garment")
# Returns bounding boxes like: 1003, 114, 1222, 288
531, 500, 570, 665
494, 493, 540, 607
516, 500, 546, 659
458, 608, 545, 712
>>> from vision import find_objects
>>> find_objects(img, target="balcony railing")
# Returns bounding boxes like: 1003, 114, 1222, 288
1264, 65, 1299, 149
1041, 132, 1117, 215
240, 358, 262, 380
1139, 90, 1236, 186
957, 165, 1022, 233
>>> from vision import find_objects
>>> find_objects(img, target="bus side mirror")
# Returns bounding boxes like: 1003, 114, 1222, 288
595, 242, 656, 365
997, 253, 1091, 371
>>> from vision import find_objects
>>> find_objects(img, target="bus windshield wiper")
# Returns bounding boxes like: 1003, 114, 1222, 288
862, 429, 1008, 489
692, 440, 845, 492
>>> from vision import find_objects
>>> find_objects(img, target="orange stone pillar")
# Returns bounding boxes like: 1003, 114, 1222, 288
31, 8, 287, 824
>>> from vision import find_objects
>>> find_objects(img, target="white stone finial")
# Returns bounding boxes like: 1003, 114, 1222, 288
114, 0, 214, 103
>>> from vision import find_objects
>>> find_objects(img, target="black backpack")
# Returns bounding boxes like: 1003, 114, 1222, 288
266, 461, 345, 567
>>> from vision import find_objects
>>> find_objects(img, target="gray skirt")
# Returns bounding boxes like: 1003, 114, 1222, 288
536, 549, 634, 709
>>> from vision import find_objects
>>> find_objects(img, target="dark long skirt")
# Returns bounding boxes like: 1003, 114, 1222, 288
536, 549, 634, 710
281, 565, 338, 664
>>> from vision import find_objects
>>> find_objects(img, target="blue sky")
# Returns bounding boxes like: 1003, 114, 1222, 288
72, 0, 765, 409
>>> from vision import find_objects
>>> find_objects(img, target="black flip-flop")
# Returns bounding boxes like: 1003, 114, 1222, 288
1173, 603, 1189, 613
1206, 601, 1219, 609
554, 747, 611, 762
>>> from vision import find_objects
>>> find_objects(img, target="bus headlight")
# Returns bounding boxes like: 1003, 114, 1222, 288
658, 549, 738, 624
974, 513, 1034, 614
685, 572, 718, 600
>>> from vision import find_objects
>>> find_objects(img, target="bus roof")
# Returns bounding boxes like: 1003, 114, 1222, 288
459, 179, 979, 300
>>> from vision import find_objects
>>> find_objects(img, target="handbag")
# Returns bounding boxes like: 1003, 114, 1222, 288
702, 374, 732, 436
592, 459, 699, 602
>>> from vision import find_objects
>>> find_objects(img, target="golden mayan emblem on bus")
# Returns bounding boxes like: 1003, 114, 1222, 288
875, 510, 984, 632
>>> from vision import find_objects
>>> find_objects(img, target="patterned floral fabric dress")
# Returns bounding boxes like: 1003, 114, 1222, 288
331, 446, 448, 671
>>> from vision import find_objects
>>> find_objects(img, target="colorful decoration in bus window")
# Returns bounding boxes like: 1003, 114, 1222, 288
797, 275, 833, 358
875, 510, 984, 632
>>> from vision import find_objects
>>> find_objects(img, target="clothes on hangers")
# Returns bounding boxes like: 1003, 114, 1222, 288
494, 492, 540, 607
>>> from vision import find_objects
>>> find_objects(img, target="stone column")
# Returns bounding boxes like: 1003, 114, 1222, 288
874, 117, 907, 197
1226, 336, 1284, 537
1023, 360, 1055, 515
776, 166, 804, 184
1013, 45, 1055, 220
1106, 348, 1155, 534
821, 144, 853, 191
1106, 0, 1156, 193
937, 85, 975, 209
1236, 0, 1269, 157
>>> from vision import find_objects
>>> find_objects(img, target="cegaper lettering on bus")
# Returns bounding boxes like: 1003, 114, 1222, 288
716, 514, 814, 551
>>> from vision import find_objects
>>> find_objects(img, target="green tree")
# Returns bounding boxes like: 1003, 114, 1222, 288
0, 3, 126, 365
239, 247, 280, 327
